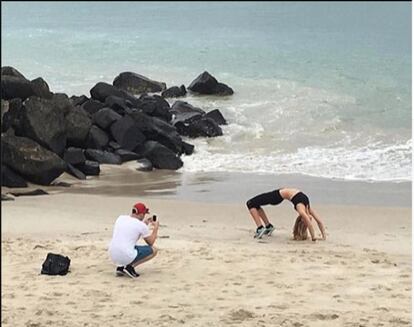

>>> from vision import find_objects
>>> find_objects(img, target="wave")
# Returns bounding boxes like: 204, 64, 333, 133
180, 139, 412, 182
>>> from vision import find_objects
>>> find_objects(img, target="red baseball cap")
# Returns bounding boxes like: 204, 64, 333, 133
133, 202, 149, 214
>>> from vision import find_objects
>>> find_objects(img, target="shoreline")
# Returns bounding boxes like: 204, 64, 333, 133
28, 163, 412, 208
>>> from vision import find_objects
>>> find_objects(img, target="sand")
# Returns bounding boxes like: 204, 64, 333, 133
1, 185, 411, 327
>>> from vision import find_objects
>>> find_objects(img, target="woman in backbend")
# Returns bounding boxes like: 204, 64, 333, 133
246, 188, 326, 241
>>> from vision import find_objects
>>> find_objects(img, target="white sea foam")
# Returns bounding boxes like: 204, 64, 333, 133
181, 139, 412, 182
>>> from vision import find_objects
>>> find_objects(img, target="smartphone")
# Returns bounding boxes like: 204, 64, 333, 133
152, 215, 157, 222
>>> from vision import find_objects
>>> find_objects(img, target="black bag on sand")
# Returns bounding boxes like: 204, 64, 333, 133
41, 253, 71, 276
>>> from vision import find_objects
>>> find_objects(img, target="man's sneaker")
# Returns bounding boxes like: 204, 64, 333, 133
123, 264, 139, 278
254, 226, 266, 239
116, 266, 125, 277
264, 224, 275, 236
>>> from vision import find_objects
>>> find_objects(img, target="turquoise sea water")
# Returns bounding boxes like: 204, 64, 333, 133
2, 2, 412, 181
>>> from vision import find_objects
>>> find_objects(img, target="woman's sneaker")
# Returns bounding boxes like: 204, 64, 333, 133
264, 224, 275, 236
123, 265, 139, 278
254, 226, 266, 239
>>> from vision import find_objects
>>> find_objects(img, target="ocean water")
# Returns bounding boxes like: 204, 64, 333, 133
2, 2, 412, 182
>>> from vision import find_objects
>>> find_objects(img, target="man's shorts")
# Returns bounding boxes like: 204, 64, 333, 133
132, 245, 153, 264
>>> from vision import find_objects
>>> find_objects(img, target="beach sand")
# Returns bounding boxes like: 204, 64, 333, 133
1, 169, 411, 327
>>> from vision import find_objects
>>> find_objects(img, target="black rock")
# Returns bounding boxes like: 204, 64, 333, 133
143, 141, 183, 170
115, 149, 142, 162
65, 106, 92, 147
1, 66, 27, 79
85, 149, 122, 164
2, 164, 28, 188
50, 93, 74, 115
108, 141, 122, 151
136, 158, 153, 171
137, 94, 172, 122
20, 96, 67, 155
92, 107, 122, 130
66, 163, 87, 180
188, 71, 233, 95
90, 82, 138, 104
1, 75, 35, 100
2, 98, 23, 134
181, 141, 195, 155
176, 117, 223, 138
161, 85, 187, 98
128, 110, 182, 154
2, 134, 67, 185
70, 95, 89, 106
113, 72, 166, 94
63, 147, 86, 165
170, 100, 205, 115
110, 115, 146, 151
205, 109, 227, 125
31, 77, 53, 99
105, 96, 133, 115
9, 189, 49, 197
86, 125, 109, 150
75, 160, 100, 176
81, 99, 105, 116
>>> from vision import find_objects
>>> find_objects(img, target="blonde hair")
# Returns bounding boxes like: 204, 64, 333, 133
293, 216, 308, 240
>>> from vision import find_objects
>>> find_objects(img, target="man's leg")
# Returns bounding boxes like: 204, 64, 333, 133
131, 247, 158, 267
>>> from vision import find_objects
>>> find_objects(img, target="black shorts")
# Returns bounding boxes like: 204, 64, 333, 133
246, 190, 284, 209
291, 192, 310, 210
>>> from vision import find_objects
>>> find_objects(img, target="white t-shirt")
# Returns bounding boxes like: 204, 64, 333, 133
108, 215, 151, 266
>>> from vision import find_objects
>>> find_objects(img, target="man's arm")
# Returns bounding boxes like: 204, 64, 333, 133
144, 221, 159, 246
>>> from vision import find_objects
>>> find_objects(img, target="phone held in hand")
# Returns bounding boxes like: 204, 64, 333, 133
152, 215, 157, 222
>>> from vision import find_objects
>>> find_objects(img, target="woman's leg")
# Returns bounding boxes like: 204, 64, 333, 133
257, 208, 271, 226
248, 208, 264, 228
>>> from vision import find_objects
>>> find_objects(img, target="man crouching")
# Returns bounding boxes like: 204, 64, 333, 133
108, 202, 159, 278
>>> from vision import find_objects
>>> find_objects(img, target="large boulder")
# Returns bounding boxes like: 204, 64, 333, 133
205, 109, 227, 125
1, 98, 23, 134
113, 72, 166, 94
65, 106, 92, 147
81, 99, 105, 116
20, 96, 67, 155
1, 75, 35, 100
161, 85, 186, 98
1, 66, 27, 79
170, 100, 205, 115
31, 77, 53, 99
90, 82, 138, 104
84, 149, 122, 165
75, 160, 100, 176
66, 163, 86, 180
63, 147, 86, 165
128, 110, 182, 154
105, 95, 134, 115
110, 115, 146, 151
1, 164, 28, 188
144, 141, 183, 170
175, 117, 223, 138
92, 107, 122, 130
137, 94, 172, 122
115, 149, 142, 162
50, 93, 74, 116
70, 95, 89, 107
188, 71, 233, 95
86, 125, 109, 150
2, 134, 67, 185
